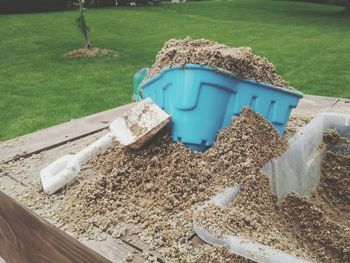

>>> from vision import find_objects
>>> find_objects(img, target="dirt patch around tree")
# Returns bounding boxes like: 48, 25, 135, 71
146, 37, 293, 90
65, 48, 117, 58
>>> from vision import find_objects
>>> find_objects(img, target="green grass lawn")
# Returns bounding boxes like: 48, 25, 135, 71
0, 0, 349, 141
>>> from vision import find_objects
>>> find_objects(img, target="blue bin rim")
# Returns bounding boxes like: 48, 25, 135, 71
140, 64, 304, 98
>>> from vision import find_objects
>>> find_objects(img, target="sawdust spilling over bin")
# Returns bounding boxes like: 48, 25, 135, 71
284, 115, 312, 140
147, 37, 291, 89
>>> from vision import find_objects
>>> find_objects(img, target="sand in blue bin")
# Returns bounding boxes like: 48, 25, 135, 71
140, 64, 303, 151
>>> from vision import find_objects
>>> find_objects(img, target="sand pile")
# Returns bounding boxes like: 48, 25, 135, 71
146, 37, 291, 89
195, 129, 350, 262
22, 108, 286, 262
284, 115, 312, 140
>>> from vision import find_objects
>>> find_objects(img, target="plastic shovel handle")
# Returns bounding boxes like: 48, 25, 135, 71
41, 133, 114, 195
40, 155, 80, 195
75, 132, 114, 165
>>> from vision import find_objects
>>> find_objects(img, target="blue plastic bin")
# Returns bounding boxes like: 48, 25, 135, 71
140, 64, 303, 151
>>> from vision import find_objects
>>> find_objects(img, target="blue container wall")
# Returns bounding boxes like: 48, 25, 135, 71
141, 64, 303, 151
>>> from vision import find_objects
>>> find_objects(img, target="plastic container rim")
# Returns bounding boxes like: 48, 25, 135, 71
140, 63, 304, 98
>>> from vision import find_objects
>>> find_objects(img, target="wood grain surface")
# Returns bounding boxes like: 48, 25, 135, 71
0, 191, 111, 263
0, 103, 133, 164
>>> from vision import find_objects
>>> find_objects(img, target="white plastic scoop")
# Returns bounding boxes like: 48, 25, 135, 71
40, 98, 171, 195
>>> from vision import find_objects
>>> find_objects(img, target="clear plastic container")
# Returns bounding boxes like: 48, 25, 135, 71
263, 112, 350, 199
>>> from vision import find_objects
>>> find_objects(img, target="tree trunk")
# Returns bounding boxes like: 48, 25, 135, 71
78, 0, 92, 49
83, 32, 92, 49
78, 0, 84, 16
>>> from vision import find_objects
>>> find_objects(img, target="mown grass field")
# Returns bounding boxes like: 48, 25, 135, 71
0, 0, 349, 141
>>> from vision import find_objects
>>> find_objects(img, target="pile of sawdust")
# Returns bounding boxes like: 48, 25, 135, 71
195, 129, 350, 262
146, 37, 291, 89
22, 107, 286, 262
65, 48, 117, 58
284, 115, 312, 140
22, 108, 349, 262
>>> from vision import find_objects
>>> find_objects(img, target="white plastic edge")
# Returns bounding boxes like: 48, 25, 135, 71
193, 186, 311, 263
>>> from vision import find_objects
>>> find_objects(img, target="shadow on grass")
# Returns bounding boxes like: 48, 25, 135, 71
282, 0, 350, 19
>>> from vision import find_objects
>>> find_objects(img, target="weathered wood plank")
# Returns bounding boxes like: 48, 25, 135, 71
82, 236, 145, 263
0, 131, 148, 263
329, 98, 350, 113
121, 223, 164, 260
293, 95, 350, 116
0, 191, 111, 263
0, 103, 133, 164
0, 130, 109, 188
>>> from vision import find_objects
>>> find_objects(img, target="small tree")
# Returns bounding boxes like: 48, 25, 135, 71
76, 0, 92, 49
